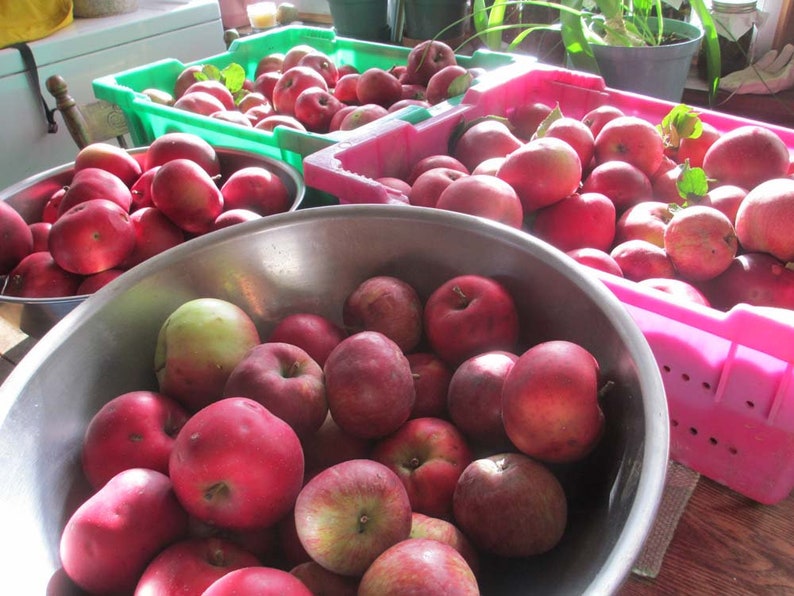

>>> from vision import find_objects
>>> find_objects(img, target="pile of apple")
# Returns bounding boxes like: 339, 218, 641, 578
376, 102, 794, 313
58, 272, 609, 594
0, 132, 294, 299
144, 39, 480, 135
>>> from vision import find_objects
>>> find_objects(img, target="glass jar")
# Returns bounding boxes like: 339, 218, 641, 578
698, 0, 758, 78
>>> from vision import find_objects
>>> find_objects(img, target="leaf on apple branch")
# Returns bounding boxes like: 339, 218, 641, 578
657, 104, 703, 150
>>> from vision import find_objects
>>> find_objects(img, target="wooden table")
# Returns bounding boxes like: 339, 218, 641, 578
2, 317, 793, 594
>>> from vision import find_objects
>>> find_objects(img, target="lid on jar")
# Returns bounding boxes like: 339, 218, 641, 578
712, 0, 757, 13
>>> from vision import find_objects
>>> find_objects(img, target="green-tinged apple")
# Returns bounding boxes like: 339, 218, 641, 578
452, 452, 567, 557
409, 512, 479, 574
293, 459, 412, 576
664, 205, 738, 282
154, 298, 260, 412
502, 340, 604, 463
358, 538, 479, 595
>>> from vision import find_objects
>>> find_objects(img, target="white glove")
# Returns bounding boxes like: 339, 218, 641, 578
719, 44, 794, 94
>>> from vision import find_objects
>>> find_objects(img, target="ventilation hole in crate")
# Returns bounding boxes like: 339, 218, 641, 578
709, 437, 718, 445
728, 446, 738, 455
689, 427, 698, 435
746, 400, 755, 409
681, 373, 690, 382
662, 364, 671, 373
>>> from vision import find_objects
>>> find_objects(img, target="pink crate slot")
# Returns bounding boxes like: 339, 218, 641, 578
303, 63, 794, 503
601, 272, 794, 504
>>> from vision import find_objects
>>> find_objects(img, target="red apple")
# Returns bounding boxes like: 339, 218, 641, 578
203, 566, 313, 595
150, 157, 224, 235
237, 90, 270, 113
81, 390, 190, 490
447, 350, 517, 449
293, 458, 413, 576
74, 141, 142, 187
122, 206, 185, 268
676, 121, 720, 168
59, 166, 133, 216
28, 221, 51, 253
183, 79, 236, 110
255, 52, 286, 78
267, 312, 346, 367
245, 103, 275, 126
406, 352, 453, 419
342, 275, 424, 353
169, 397, 304, 530
531, 191, 616, 252
509, 101, 553, 140
173, 90, 228, 116
408, 166, 468, 208
323, 331, 416, 439
423, 274, 519, 366
403, 39, 458, 87
2, 251, 82, 298
406, 154, 468, 184
298, 50, 339, 87
333, 72, 361, 104
502, 339, 604, 463
566, 247, 624, 277
699, 252, 794, 311
0, 201, 33, 275
705, 184, 747, 225
223, 342, 328, 439
210, 109, 254, 127
610, 239, 677, 281
272, 65, 329, 117
220, 165, 292, 216
702, 124, 790, 190
356, 67, 402, 108
48, 198, 136, 275
638, 277, 712, 307
594, 115, 665, 178
76, 268, 124, 294
134, 537, 261, 594
542, 116, 596, 168
497, 136, 582, 212
253, 70, 282, 103
130, 165, 159, 211
452, 118, 523, 173
144, 132, 220, 177
301, 411, 373, 475
212, 208, 261, 230
290, 561, 359, 595
59, 468, 189, 594
358, 538, 479, 595
328, 104, 358, 132
255, 114, 307, 132
294, 86, 345, 133
425, 64, 472, 105
452, 452, 567, 557
581, 159, 654, 213
614, 200, 673, 248
408, 512, 479, 574
581, 104, 624, 138
338, 103, 390, 131
173, 64, 204, 98
734, 177, 794, 262
282, 44, 317, 72
371, 417, 473, 519
664, 205, 738, 281
435, 173, 524, 229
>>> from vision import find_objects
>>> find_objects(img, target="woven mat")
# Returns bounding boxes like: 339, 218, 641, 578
631, 460, 701, 578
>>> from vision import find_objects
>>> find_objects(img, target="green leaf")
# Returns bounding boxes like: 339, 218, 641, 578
658, 104, 703, 149
676, 161, 710, 201
487, 0, 509, 49
220, 63, 247, 94
689, 0, 721, 103
201, 64, 222, 81
534, 104, 565, 137
448, 73, 474, 99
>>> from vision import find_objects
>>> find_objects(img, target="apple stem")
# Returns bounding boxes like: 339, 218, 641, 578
357, 514, 369, 533
452, 285, 469, 308
204, 482, 230, 503
598, 380, 615, 399
286, 360, 301, 378
128, 433, 143, 442
209, 545, 228, 567
408, 456, 421, 470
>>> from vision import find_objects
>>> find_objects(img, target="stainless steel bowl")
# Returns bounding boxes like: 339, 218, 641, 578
0, 205, 668, 594
0, 146, 305, 339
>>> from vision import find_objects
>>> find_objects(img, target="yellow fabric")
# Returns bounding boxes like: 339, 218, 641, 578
0, 0, 74, 47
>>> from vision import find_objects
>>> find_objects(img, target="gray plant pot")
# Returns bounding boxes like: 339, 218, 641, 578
590, 18, 703, 101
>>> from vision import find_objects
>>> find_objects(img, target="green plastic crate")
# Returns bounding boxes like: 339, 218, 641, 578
92, 25, 532, 175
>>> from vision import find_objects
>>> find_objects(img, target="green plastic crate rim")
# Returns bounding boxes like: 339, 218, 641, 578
92, 26, 531, 169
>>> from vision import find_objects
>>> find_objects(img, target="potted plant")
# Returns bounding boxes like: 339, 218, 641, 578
440, 0, 721, 103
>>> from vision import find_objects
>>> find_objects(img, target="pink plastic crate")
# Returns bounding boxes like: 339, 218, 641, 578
303, 64, 794, 504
